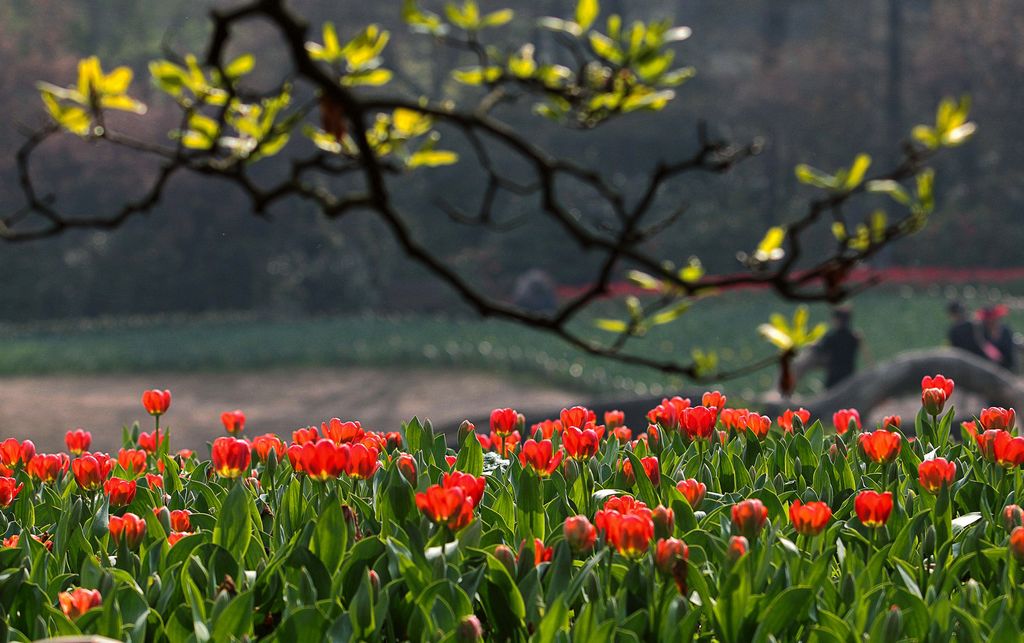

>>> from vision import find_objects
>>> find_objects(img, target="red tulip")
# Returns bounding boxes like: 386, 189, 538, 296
346, 443, 380, 479
612, 426, 633, 443
921, 374, 954, 398
27, 453, 68, 483
72, 452, 113, 491
415, 485, 474, 531
168, 531, 192, 547
745, 414, 771, 440
221, 409, 246, 435
563, 515, 597, 553
109, 512, 146, 549
720, 408, 750, 432
560, 406, 595, 431
654, 537, 689, 592
456, 615, 484, 643
1003, 505, 1024, 534
490, 408, 521, 436
622, 456, 660, 487
0, 438, 34, 467
563, 425, 600, 460
980, 407, 1015, 431
977, 430, 1024, 467
789, 499, 831, 536
961, 421, 979, 442
921, 388, 948, 416
1011, 527, 1024, 564
442, 471, 486, 507
519, 439, 563, 477
701, 391, 727, 410
397, 453, 417, 486
211, 437, 251, 479
647, 396, 690, 431
141, 389, 171, 416
881, 415, 902, 430
169, 509, 191, 531
289, 440, 348, 480
385, 432, 402, 450
0, 477, 23, 507
445, 454, 458, 467
519, 538, 553, 567
104, 477, 137, 507
732, 499, 769, 539
532, 419, 562, 440
604, 410, 625, 430
251, 434, 284, 461
58, 588, 102, 619
145, 473, 164, 489
117, 448, 147, 477
918, 458, 956, 494
292, 427, 319, 444
321, 418, 365, 444
833, 409, 861, 434
682, 406, 717, 440
777, 408, 811, 433
3, 533, 51, 550
652, 504, 674, 539
855, 490, 893, 528
604, 512, 654, 558
65, 429, 92, 455
858, 430, 902, 464
727, 535, 749, 561
137, 431, 165, 454
676, 479, 706, 509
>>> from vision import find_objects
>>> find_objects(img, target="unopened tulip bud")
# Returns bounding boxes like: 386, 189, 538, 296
1011, 527, 1024, 565
727, 535, 748, 562
922, 525, 936, 558
368, 570, 380, 597
153, 506, 172, 534
652, 505, 675, 540
458, 420, 475, 445
1004, 505, 1024, 534
922, 388, 947, 416
562, 458, 580, 486
397, 454, 417, 487
456, 615, 483, 643
494, 545, 516, 577
563, 516, 597, 554
882, 605, 903, 641
963, 579, 982, 610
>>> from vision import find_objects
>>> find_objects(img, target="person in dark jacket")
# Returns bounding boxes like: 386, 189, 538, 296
979, 305, 1016, 372
815, 306, 862, 388
947, 301, 986, 359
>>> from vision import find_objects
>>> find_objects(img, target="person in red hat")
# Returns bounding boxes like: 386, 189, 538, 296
977, 305, 1016, 371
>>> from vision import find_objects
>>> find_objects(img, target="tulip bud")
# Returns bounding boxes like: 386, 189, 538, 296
882, 606, 903, 641
962, 579, 982, 610
265, 447, 278, 479
921, 388, 947, 416
368, 570, 380, 598
840, 574, 856, 605
1004, 505, 1024, 534
652, 505, 674, 540
455, 615, 483, 643
458, 420, 476, 445
1011, 527, 1024, 565
563, 516, 597, 554
153, 506, 172, 534
726, 535, 748, 562
922, 525, 936, 558
732, 499, 769, 540
397, 454, 417, 487
562, 458, 580, 486
494, 545, 516, 577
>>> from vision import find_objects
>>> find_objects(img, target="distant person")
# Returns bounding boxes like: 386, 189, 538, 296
813, 306, 863, 388
946, 301, 986, 359
512, 269, 558, 315
979, 305, 1016, 372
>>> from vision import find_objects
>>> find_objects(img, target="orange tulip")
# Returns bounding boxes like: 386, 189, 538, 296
65, 428, 92, 455
221, 409, 246, 435
676, 479, 706, 510
251, 434, 284, 461
622, 455, 660, 487
918, 458, 956, 494
321, 418, 365, 444
563, 425, 600, 460
109, 512, 147, 549
855, 490, 893, 528
27, 453, 68, 483
211, 437, 251, 479
117, 448, 147, 477
777, 408, 811, 433
442, 471, 486, 507
732, 499, 769, 539
858, 429, 902, 464
415, 485, 474, 531
519, 439, 563, 477
833, 409, 861, 434
490, 408, 521, 436
72, 452, 113, 490
346, 443, 380, 479
141, 389, 171, 416
58, 588, 102, 619
0, 477, 23, 507
104, 477, 137, 507
789, 499, 831, 536
563, 515, 597, 553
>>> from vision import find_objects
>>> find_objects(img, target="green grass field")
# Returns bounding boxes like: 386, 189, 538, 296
1, 284, 1020, 396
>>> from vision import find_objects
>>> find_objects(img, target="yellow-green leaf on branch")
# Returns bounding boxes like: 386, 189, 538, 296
408, 150, 458, 168
843, 154, 871, 190
594, 318, 629, 333
650, 301, 692, 325
627, 270, 662, 292
481, 8, 514, 28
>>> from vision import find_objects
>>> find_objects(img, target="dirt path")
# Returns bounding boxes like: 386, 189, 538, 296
0, 368, 581, 454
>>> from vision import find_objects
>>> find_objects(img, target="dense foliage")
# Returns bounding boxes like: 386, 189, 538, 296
1, 376, 1023, 640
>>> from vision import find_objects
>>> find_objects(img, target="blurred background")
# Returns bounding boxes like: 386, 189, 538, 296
1, 1, 1022, 451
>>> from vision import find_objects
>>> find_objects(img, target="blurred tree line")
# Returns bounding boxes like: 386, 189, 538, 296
0, 0, 1019, 322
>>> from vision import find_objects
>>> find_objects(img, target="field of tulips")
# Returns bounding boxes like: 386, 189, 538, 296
1, 376, 1023, 641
